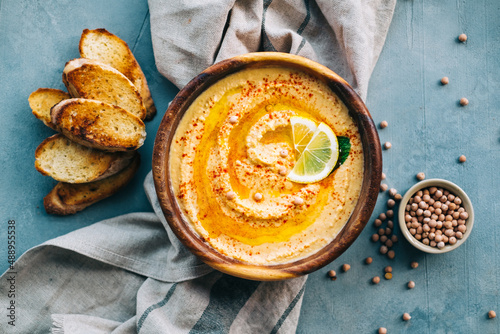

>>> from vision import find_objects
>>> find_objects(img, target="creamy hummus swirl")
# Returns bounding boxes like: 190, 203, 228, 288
170, 67, 364, 265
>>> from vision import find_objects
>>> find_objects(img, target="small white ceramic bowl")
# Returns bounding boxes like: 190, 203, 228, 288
398, 178, 474, 254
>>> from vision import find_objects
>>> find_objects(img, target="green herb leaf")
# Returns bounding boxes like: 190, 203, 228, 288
333, 136, 351, 172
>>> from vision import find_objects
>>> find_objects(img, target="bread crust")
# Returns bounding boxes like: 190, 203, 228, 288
44, 153, 140, 215
35, 134, 135, 183
79, 28, 156, 120
29, 88, 70, 130
63, 58, 147, 120
51, 98, 146, 152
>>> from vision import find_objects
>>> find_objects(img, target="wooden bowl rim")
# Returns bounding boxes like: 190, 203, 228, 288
152, 52, 382, 281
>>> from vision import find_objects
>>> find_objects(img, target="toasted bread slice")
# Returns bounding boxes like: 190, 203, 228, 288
29, 88, 70, 130
44, 153, 140, 215
51, 98, 146, 152
63, 58, 147, 120
35, 134, 135, 183
79, 28, 156, 120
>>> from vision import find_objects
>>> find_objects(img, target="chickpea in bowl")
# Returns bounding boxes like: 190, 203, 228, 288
398, 179, 474, 254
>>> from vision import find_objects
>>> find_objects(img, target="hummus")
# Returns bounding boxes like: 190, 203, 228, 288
169, 66, 364, 265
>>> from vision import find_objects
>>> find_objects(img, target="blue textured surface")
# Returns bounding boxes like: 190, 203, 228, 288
0, 1, 498, 333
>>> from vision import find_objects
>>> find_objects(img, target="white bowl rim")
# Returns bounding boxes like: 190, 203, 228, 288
398, 178, 474, 254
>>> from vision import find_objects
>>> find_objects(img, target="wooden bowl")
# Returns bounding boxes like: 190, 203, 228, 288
153, 52, 382, 281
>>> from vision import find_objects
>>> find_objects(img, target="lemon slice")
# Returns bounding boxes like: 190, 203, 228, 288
290, 116, 317, 156
287, 122, 339, 184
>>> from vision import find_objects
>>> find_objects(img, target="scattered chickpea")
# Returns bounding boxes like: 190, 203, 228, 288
374, 219, 383, 227
459, 155, 467, 163
403, 313, 411, 321
372, 233, 380, 242
389, 188, 398, 197
380, 184, 388, 192
379, 213, 387, 221
381, 172, 386, 180
378, 327, 387, 334
384, 266, 393, 273
408, 281, 416, 289
327, 270, 337, 280
229, 115, 238, 124
410, 261, 419, 269
387, 199, 396, 208
488, 310, 496, 319
384, 142, 392, 150
460, 97, 469, 106
387, 250, 395, 259
380, 245, 388, 254
394, 194, 402, 201
372, 276, 381, 284
386, 210, 394, 218
280, 149, 289, 158
342, 264, 351, 272
391, 235, 398, 243
458, 33, 468, 42
365, 257, 373, 265
380, 120, 388, 129
441, 77, 449, 85
226, 191, 236, 200
416, 172, 425, 181
384, 272, 393, 280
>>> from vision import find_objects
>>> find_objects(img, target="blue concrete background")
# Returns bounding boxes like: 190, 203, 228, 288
0, 0, 498, 333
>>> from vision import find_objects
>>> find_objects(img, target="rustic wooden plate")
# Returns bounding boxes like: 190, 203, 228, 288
152, 52, 382, 281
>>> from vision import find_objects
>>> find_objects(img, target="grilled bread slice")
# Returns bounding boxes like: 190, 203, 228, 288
35, 134, 135, 183
44, 153, 140, 215
51, 98, 146, 152
79, 28, 156, 120
29, 88, 70, 130
63, 58, 147, 120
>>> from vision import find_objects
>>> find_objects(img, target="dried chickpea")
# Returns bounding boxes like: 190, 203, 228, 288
460, 97, 469, 106
379, 213, 387, 221
389, 188, 398, 197
459, 154, 467, 162
384, 272, 393, 279
387, 199, 396, 208
378, 327, 387, 334
488, 310, 496, 319
372, 276, 381, 284
374, 219, 383, 227
372, 233, 380, 242
384, 142, 392, 150
380, 235, 388, 243
380, 245, 388, 255
386, 210, 394, 218
342, 264, 351, 272
441, 77, 449, 85
394, 193, 402, 201
380, 120, 388, 129
458, 33, 467, 42
384, 266, 393, 273
381, 172, 386, 180
410, 261, 419, 269
416, 172, 425, 181
365, 257, 373, 264
403, 313, 411, 321
327, 270, 337, 280
387, 250, 395, 259
380, 183, 388, 192
408, 281, 416, 289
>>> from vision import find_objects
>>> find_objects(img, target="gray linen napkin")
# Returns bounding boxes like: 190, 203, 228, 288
0, 1, 395, 333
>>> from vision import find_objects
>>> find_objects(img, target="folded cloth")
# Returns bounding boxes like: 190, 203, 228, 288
0, 0, 395, 333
